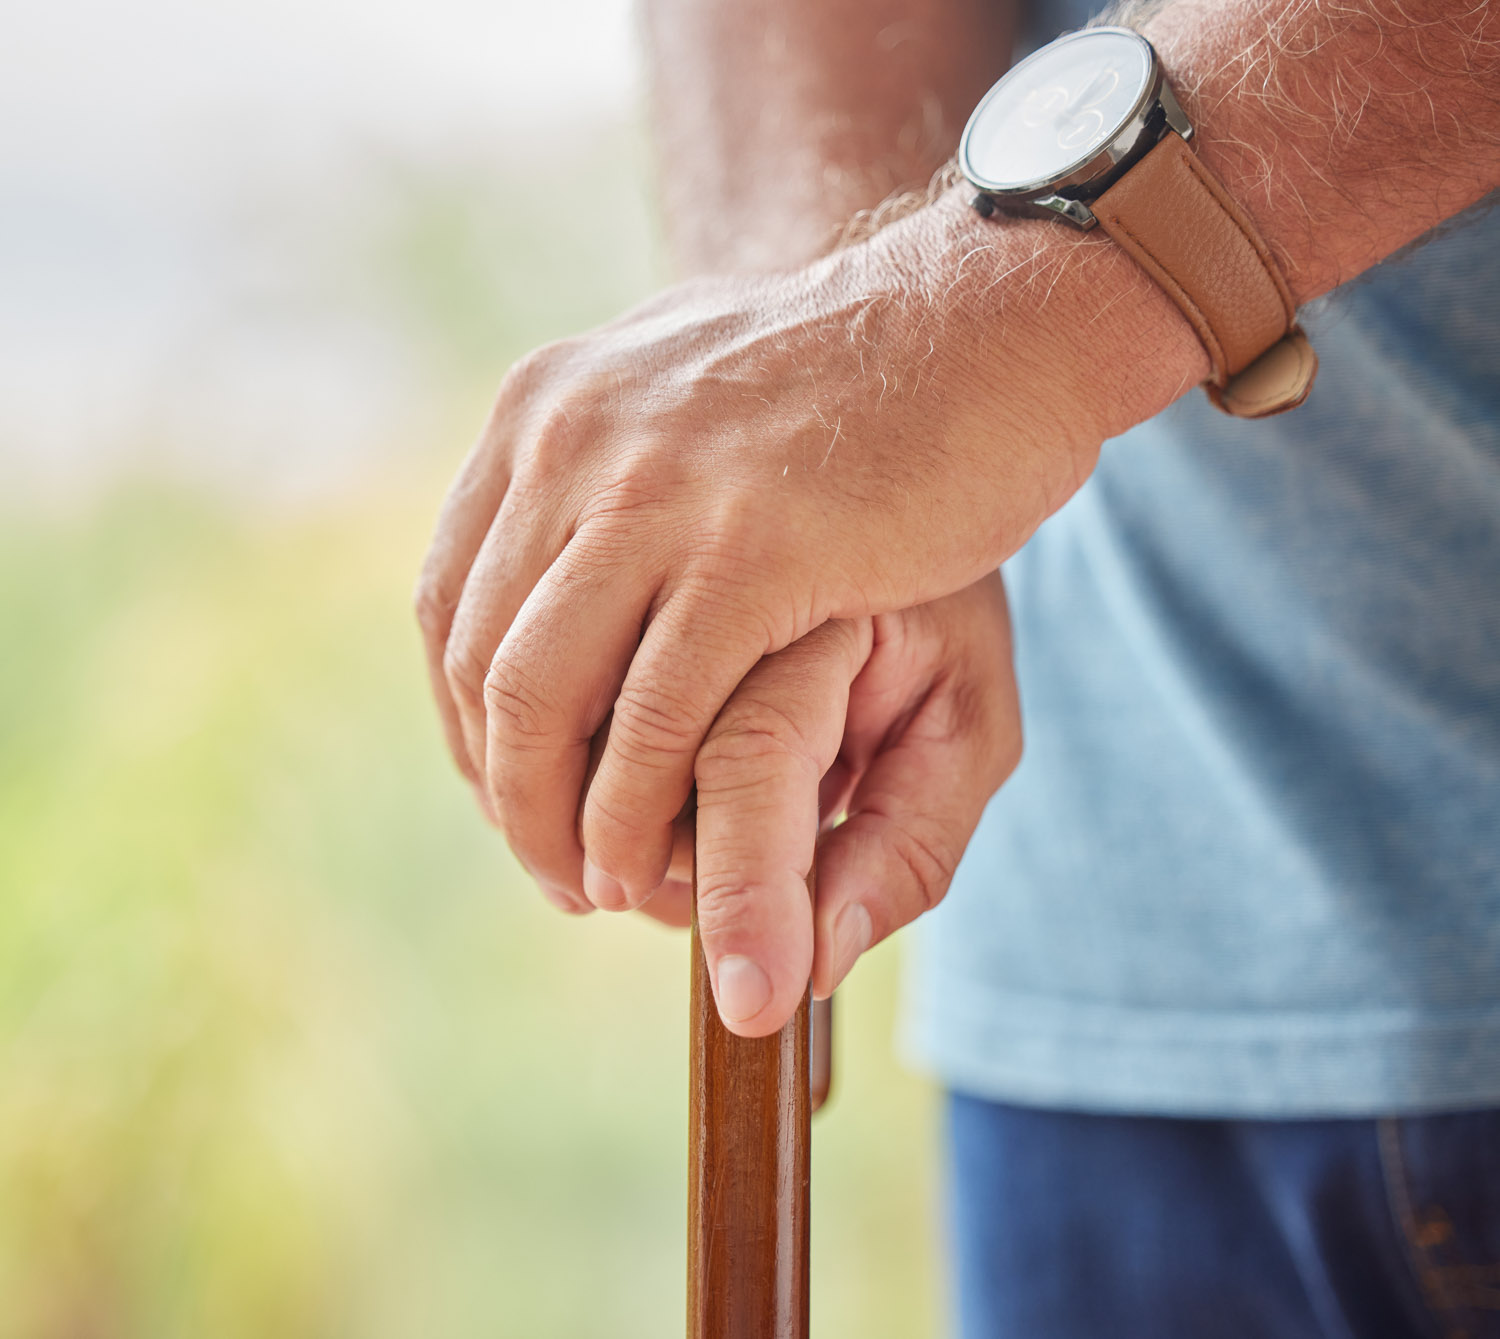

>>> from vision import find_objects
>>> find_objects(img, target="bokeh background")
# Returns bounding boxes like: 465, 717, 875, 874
0, 2, 943, 1335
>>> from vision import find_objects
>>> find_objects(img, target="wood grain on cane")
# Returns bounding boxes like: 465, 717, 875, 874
810, 997, 833, 1115
687, 900, 811, 1339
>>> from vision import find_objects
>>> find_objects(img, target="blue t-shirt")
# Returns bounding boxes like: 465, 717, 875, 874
902, 188, 1500, 1117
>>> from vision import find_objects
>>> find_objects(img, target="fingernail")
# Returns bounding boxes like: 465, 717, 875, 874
583, 859, 628, 910
540, 884, 590, 916
715, 955, 772, 1024
832, 903, 873, 988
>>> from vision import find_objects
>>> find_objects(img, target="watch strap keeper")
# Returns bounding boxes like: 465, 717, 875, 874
1092, 130, 1317, 418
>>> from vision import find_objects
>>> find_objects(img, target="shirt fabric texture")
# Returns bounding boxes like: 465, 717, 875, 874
901, 131, 1500, 1114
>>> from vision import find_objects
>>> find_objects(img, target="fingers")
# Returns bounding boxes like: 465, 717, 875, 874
693, 619, 873, 1038
810, 582, 1020, 999
443, 478, 573, 785
577, 586, 780, 909
481, 545, 648, 902
538, 884, 597, 917
635, 878, 694, 928
415, 348, 584, 797
413, 413, 514, 788
630, 815, 696, 926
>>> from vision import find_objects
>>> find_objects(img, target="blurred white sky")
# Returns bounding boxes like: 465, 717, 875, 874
0, 0, 643, 503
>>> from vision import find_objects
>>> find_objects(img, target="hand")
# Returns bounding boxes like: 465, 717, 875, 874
620, 573, 1019, 1036
415, 196, 1185, 909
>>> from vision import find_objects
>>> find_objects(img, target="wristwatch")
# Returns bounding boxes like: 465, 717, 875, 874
958, 26, 1316, 418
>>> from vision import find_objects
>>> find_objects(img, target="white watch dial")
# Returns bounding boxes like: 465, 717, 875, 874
961, 28, 1154, 193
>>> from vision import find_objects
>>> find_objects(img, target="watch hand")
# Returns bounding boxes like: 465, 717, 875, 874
1052, 66, 1118, 130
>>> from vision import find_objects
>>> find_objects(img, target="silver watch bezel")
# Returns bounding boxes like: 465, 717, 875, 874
958, 26, 1194, 230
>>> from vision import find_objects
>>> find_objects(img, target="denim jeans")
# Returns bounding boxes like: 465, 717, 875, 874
946, 1092, 1500, 1339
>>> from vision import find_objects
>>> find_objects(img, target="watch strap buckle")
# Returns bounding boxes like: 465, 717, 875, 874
1206, 326, 1319, 418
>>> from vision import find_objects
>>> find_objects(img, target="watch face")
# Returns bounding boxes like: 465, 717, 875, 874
961, 28, 1155, 194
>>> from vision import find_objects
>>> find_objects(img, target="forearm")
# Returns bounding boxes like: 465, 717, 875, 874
837, 0, 1500, 463
1142, 0, 1500, 304
641, 0, 1016, 274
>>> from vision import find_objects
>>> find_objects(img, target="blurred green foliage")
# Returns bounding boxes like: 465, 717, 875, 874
0, 123, 942, 1338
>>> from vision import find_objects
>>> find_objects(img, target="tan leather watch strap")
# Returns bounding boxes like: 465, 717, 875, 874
1093, 131, 1317, 418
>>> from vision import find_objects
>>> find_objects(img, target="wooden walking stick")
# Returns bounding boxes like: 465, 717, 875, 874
688, 864, 830, 1339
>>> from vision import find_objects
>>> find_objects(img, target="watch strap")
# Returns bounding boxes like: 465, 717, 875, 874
1092, 131, 1317, 418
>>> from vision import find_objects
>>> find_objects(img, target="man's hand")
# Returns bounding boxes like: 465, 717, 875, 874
414, 200, 1160, 912
637, 574, 1019, 1036
417, 0, 1499, 922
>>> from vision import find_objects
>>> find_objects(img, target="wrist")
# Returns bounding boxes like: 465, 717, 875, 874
1138, 3, 1331, 303
874, 188, 1211, 448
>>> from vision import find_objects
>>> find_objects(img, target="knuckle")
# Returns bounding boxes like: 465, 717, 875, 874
943, 675, 988, 740
482, 660, 555, 749
677, 551, 806, 658
412, 575, 454, 639
520, 406, 583, 484
821, 616, 869, 664
442, 637, 488, 708
569, 513, 655, 577
498, 342, 560, 403
994, 724, 1024, 783
584, 789, 652, 851
885, 819, 957, 915
696, 706, 813, 796
584, 798, 673, 894
943, 675, 1023, 787
690, 500, 772, 576
610, 679, 704, 766
692, 878, 761, 936
578, 444, 674, 526
501, 349, 539, 392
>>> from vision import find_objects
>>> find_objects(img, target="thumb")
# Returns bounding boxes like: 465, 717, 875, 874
693, 619, 872, 1038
